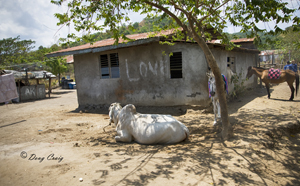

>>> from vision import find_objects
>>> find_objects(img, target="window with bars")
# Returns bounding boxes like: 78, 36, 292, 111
227, 57, 236, 73
170, 52, 182, 79
100, 53, 120, 79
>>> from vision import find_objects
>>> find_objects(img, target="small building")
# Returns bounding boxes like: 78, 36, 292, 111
230, 38, 257, 49
47, 31, 259, 107
65, 55, 74, 64
259, 50, 286, 68
3, 70, 56, 102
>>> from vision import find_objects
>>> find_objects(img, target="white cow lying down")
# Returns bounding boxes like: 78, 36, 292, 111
109, 103, 190, 144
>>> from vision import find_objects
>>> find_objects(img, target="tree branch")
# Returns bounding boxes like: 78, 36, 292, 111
199, 0, 230, 23
141, 0, 189, 32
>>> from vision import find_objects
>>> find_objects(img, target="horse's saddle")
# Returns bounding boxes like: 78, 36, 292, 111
268, 68, 281, 79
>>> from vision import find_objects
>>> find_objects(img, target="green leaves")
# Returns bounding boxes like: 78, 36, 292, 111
278, 27, 300, 62
50, 0, 63, 6
45, 57, 68, 76
50, 0, 299, 53
0, 36, 36, 66
159, 41, 175, 46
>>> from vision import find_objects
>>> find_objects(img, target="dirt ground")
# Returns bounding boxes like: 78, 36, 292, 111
0, 82, 300, 186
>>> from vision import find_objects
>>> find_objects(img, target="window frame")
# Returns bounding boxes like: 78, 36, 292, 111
169, 51, 183, 79
99, 53, 120, 79
227, 56, 236, 73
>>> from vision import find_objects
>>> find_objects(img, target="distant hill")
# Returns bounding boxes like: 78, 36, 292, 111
65, 15, 172, 48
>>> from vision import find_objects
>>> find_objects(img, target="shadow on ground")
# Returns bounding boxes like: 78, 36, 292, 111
81, 106, 300, 186
57, 84, 299, 185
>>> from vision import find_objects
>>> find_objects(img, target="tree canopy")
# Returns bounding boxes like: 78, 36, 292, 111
278, 26, 300, 62
52, 0, 299, 140
0, 35, 69, 78
0, 36, 35, 66
51, 0, 299, 46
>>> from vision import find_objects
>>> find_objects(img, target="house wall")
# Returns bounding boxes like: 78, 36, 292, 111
74, 42, 257, 107
211, 48, 258, 92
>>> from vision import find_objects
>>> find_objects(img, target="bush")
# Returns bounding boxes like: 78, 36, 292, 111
230, 71, 246, 99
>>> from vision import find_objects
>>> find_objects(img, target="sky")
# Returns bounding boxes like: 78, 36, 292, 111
0, 0, 145, 49
0, 0, 68, 49
0, 0, 299, 50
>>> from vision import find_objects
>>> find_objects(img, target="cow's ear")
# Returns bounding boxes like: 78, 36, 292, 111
109, 103, 115, 111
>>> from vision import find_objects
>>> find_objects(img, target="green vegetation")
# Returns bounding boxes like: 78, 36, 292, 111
276, 26, 300, 62
0, 36, 68, 79
0, 36, 35, 66
230, 71, 247, 99
226, 26, 300, 63
45, 57, 68, 83
63, 15, 172, 48
226, 25, 300, 54
227, 31, 280, 50
1, 18, 299, 76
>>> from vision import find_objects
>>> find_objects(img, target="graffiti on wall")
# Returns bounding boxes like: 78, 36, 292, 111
24, 87, 44, 97
125, 59, 165, 82
21, 85, 45, 101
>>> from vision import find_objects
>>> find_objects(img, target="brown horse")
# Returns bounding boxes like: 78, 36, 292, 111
246, 66, 299, 101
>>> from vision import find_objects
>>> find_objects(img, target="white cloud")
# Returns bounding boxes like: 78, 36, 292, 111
0, 0, 71, 49
0, 0, 146, 49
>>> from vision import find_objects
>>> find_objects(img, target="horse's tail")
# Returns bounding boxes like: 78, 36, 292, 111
296, 73, 299, 96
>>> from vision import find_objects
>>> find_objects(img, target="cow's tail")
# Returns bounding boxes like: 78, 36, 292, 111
296, 73, 299, 96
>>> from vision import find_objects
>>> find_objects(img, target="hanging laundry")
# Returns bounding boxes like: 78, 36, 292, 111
0, 73, 18, 103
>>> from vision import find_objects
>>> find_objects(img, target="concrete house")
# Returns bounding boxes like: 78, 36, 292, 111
47, 31, 260, 108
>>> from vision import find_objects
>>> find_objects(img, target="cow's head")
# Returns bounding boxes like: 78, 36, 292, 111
123, 104, 137, 114
108, 102, 122, 125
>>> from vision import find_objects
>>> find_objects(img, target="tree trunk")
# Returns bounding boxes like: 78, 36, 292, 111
192, 33, 233, 140
139, 1, 233, 139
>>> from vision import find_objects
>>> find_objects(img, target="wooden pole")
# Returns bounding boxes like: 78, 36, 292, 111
48, 78, 51, 98
36, 79, 38, 99
18, 80, 21, 102
25, 69, 29, 86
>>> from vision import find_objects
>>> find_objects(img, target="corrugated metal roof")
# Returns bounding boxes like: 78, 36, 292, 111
4, 70, 56, 79
259, 50, 286, 56
47, 30, 258, 57
206, 42, 260, 54
230, 38, 255, 43
65, 55, 74, 64
207, 40, 222, 44
47, 30, 175, 57
205, 38, 255, 44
